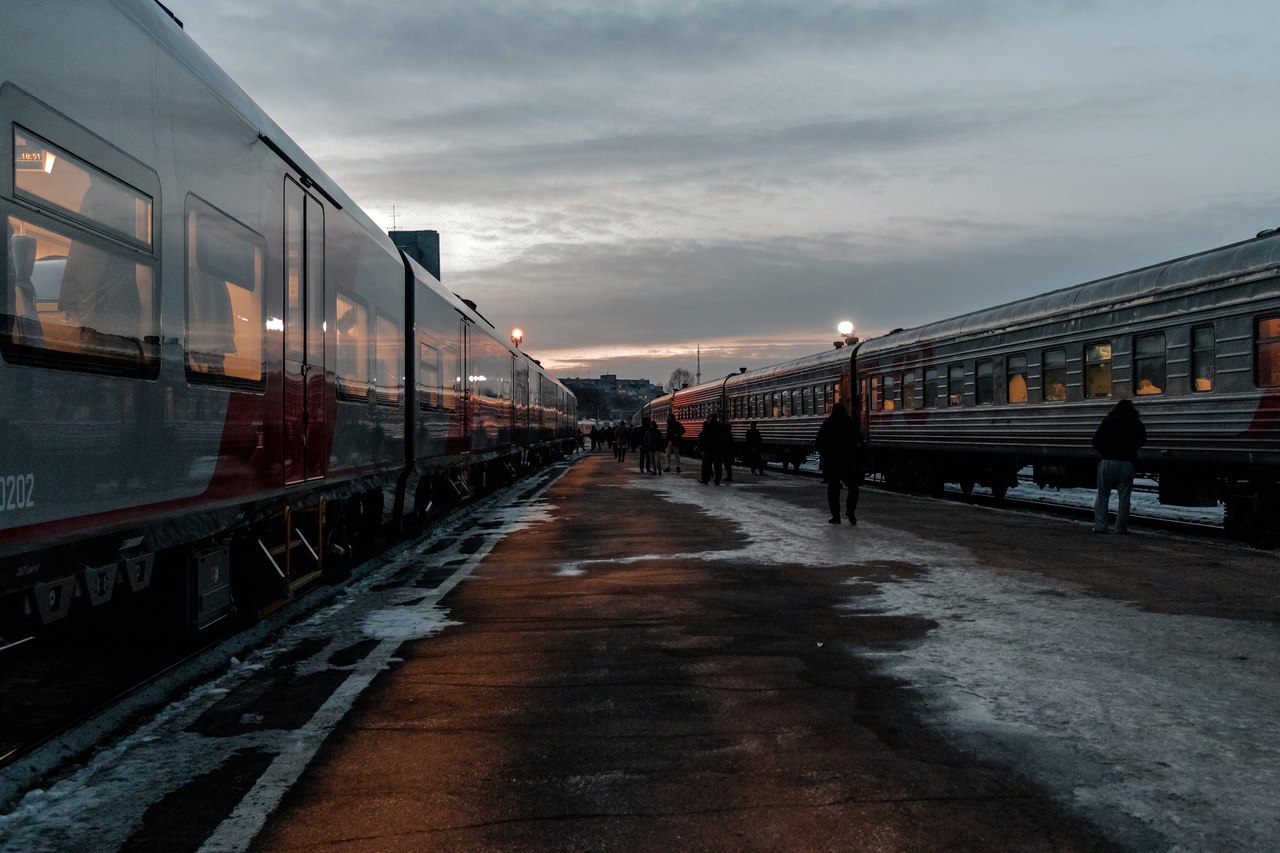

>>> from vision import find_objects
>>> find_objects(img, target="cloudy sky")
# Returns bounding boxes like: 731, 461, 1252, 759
169, 0, 1280, 387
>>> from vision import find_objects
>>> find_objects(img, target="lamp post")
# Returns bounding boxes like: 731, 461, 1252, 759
511, 328, 524, 349
835, 320, 857, 348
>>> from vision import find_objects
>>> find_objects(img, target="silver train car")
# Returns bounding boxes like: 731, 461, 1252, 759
1, 0, 576, 635
642, 229, 1280, 544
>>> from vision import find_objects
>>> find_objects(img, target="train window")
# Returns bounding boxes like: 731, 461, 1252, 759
13, 127, 153, 251
923, 368, 938, 408
4, 212, 158, 376
184, 198, 265, 387
902, 370, 917, 409
1084, 342, 1112, 398
1043, 348, 1066, 401
771, 392, 779, 418
1007, 354, 1028, 403
419, 341, 441, 409
1192, 325, 1215, 392
1133, 333, 1166, 396
975, 360, 993, 405
870, 375, 882, 411
374, 313, 403, 405
947, 364, 964, 406
883, 374, 896, 411
1257, 316, 1280, 387
335, 293, 368, 399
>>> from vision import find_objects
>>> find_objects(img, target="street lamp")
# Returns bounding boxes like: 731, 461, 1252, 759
511, 328, 524, 349
834, 320, 858, 348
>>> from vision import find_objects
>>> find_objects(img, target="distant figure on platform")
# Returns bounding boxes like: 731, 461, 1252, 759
699, 413, 724, 485
637, 417, 651, 472
744, 422, 765, 475
815, 402, 863, 525
1091, 399, 1146, 534
646, 420, 664, 475
615, 422, 630, 462
665, 413, 684, 473
589, 425, 600, 451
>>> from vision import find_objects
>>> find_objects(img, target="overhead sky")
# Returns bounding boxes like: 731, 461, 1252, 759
168, 0, 1280, 388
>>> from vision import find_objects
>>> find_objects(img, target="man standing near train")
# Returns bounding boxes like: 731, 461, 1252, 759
816, 402, 863, 524
1091, 399, 1147, 534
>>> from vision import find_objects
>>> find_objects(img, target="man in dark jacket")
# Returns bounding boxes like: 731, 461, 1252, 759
816, 402, 863, 524
1091, 399, 1146, 533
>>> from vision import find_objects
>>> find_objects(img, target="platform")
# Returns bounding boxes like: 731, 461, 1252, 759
240, 451, 1279, 851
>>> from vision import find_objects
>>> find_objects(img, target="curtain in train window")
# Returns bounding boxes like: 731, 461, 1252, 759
1256, 317, 1280, 388
4, 213, 156, 374
882, 374, 896, 411
335, 293, 368, 398
975, 360, 993, 405
1042, 349, 1066, 401
947, 364, 964, 406
185, 199, 265, 385
902, 371, 917, 409
1007, 354, 1028, 403
1133, 333, 1166, 395
1192, 325, 1215, 392
374, 312, 403, 405
1084, 342, 1112, 398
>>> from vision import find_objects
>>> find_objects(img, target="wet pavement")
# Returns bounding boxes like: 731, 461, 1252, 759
4, 451, 1277, 851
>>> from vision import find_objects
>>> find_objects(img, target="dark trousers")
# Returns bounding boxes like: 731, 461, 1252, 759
826, 474, 861, 520
701, 454, 723, 484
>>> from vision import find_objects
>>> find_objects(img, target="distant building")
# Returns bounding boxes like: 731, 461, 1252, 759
560, 374, 663, 421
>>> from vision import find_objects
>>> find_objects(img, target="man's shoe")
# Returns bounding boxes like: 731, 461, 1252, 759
828, 516, 840, 524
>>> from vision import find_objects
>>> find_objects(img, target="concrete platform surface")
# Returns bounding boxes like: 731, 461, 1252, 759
247, 452, 1279, 852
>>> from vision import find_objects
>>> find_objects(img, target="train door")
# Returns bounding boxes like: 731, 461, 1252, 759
283, 178, 326, 484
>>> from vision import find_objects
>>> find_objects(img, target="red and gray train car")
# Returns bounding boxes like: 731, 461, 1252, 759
1, 0, 576, 636
643, 231, 1280, 544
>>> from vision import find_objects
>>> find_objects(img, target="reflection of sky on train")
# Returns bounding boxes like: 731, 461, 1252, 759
171, 1, 1280, 381
610, 474, 1278, 851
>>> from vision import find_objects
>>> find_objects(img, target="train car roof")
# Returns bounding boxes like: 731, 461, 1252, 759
122, 0, 399, 260
861, 229, 1280, 356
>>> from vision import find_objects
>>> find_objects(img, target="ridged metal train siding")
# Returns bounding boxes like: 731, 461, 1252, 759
857, 233, 1280, 476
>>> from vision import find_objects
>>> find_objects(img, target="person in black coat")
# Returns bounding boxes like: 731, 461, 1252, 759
1092, 399, 1146, 533
815, 402, 863, 524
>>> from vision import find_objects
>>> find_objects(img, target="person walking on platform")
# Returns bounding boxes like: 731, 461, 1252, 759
615, 421, 630, 463
665, 413, 684, 472
637, 417, 653, 473
744, 422, 765, 475
816, 402, 863, 524
699, 413, 725, 485
1091, 399, 1146, 533
646, 420, 664, 475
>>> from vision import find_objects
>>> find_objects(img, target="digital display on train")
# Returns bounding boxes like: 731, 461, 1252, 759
14, 145, 52, 172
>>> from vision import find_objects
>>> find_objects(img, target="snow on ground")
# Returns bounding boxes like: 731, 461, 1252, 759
0, 485, 563, 853
613, 473, 1280, 852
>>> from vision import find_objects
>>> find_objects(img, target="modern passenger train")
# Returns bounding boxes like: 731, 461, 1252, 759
1, 0, 576, 636
641, 230, 1280, 545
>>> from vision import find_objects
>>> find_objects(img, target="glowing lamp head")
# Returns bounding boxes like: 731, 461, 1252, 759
511, 328, 524, 348
836, 320, 854, 337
